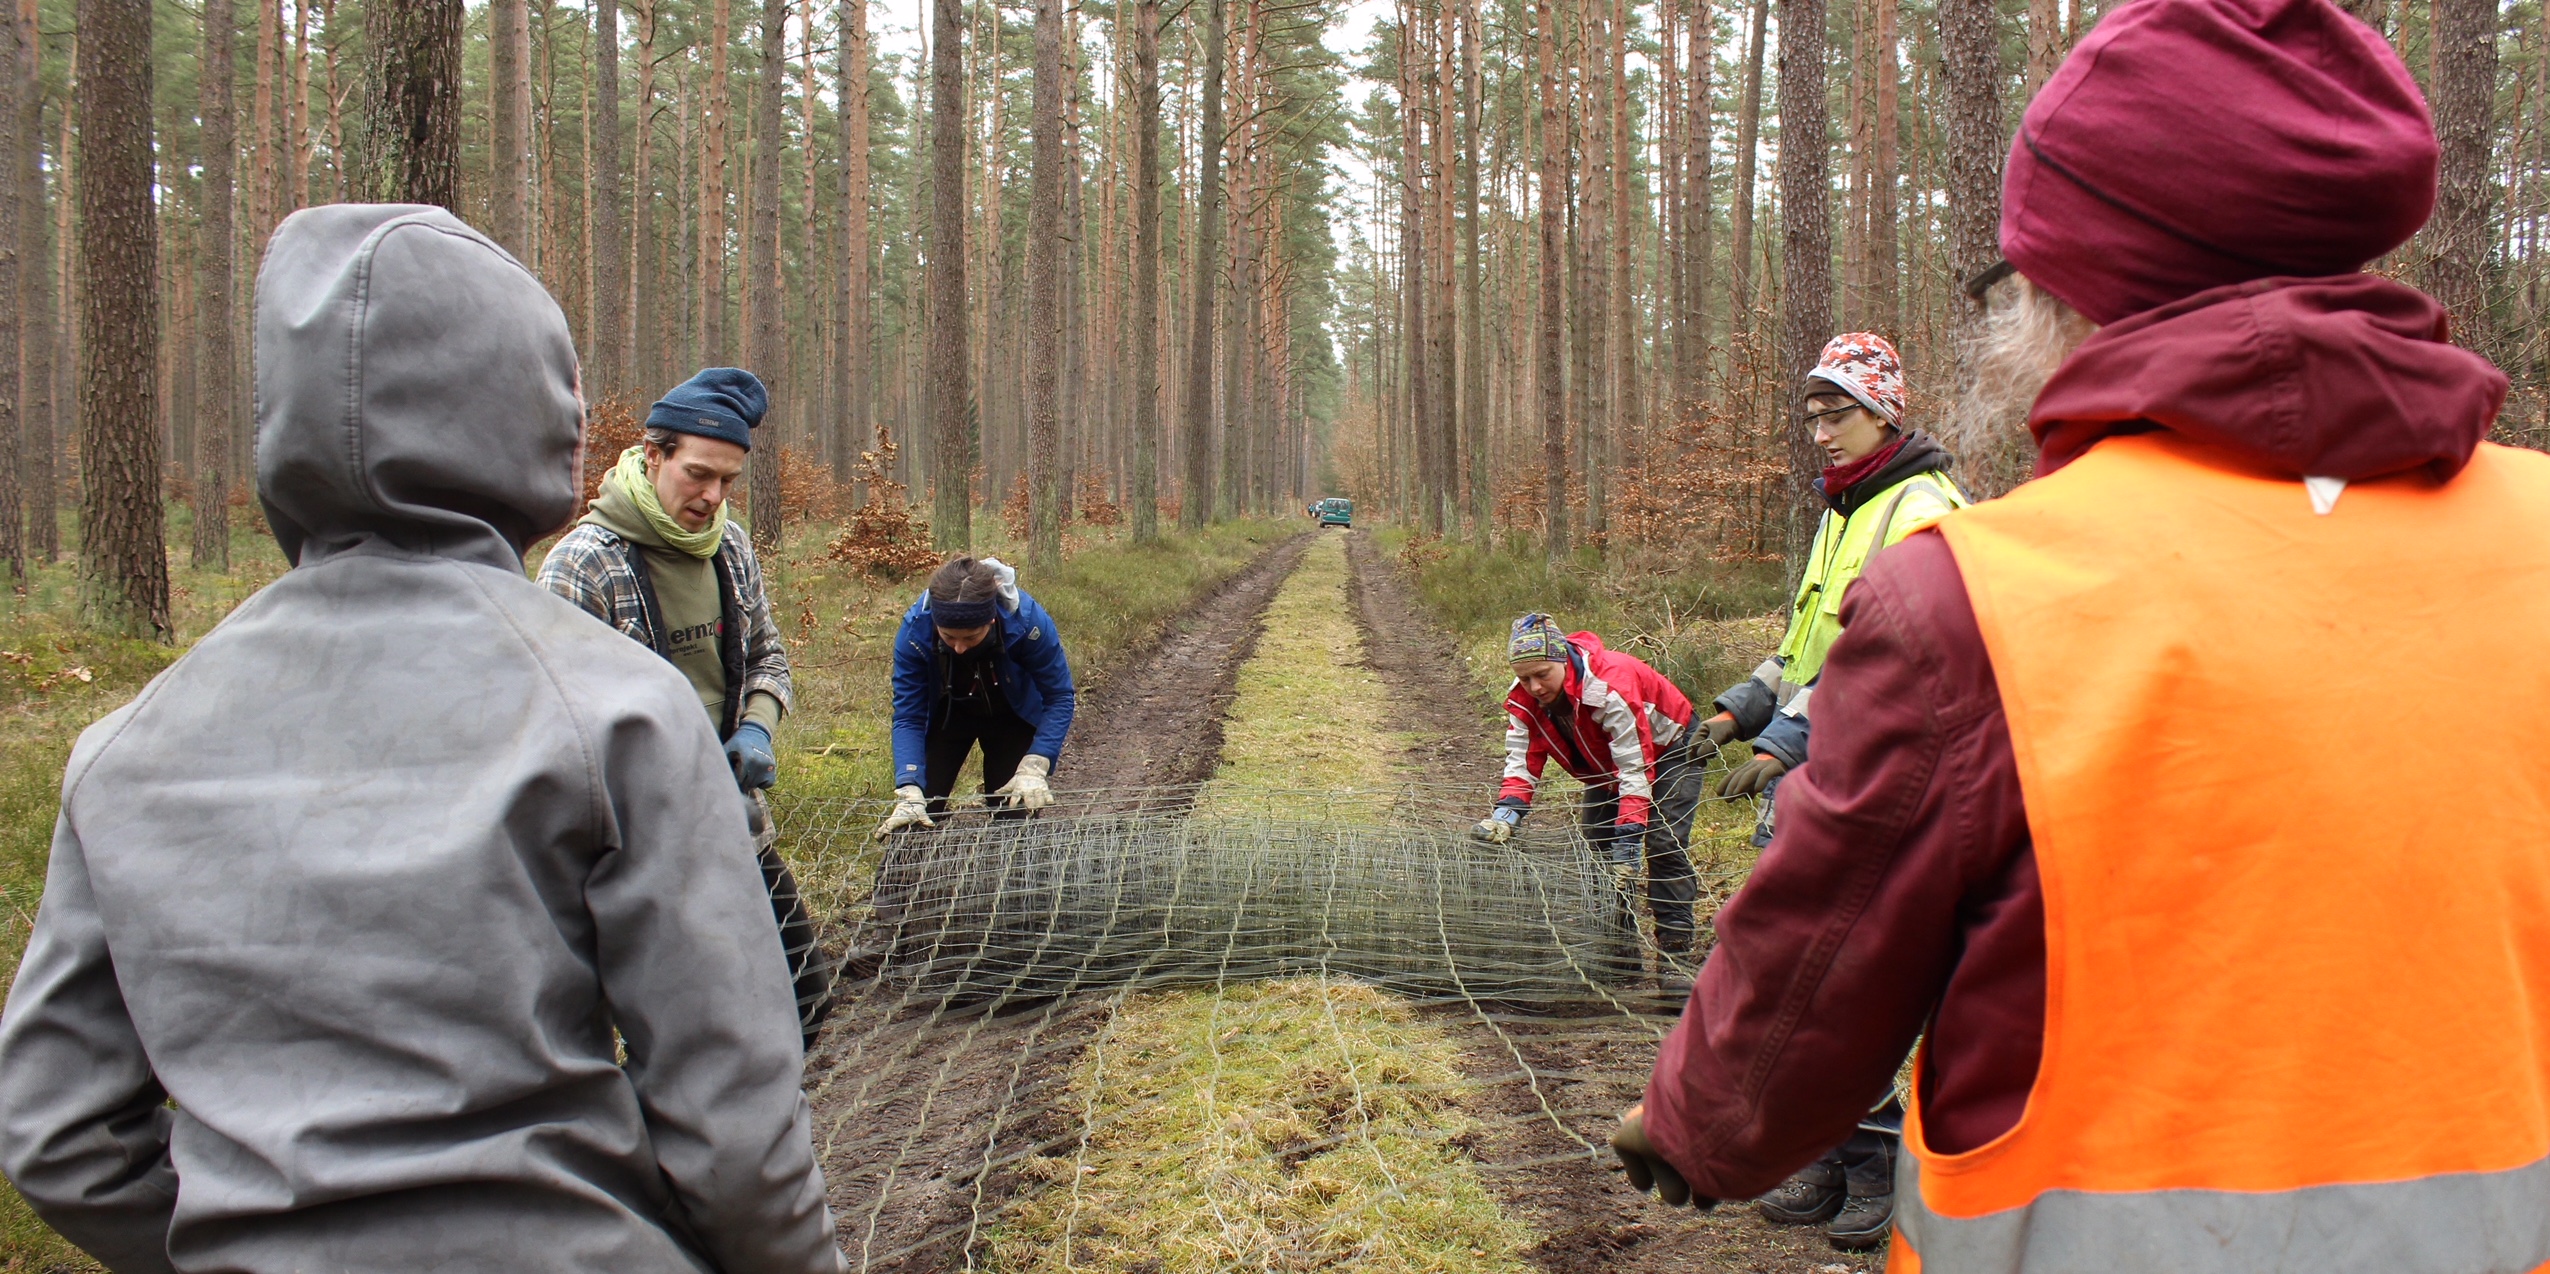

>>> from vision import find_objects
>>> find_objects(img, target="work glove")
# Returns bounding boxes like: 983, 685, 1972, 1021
994, 754, 1055, 811
1605, 820, 1649, 866
724, 722, 778, 791
873, 786, 934, 840
1471, 806, 1522, 844
1613, 1103, 1716, 1209
1698, 712, 1739, 750
1718, 753, 1788, 800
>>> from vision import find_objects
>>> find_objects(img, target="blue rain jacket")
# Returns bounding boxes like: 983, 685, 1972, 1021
889, 561, 1076, 786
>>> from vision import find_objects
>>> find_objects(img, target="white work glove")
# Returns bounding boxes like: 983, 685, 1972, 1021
994, 754, 1054, 811
873, 785, 934, 840
1471, 806, 1521, 844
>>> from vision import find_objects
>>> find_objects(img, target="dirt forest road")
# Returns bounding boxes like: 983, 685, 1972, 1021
804, 533, 1318, 1272
803, 528, 1871, 1274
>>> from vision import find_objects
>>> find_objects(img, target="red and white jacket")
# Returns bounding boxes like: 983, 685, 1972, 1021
1498, 632, 1694, 827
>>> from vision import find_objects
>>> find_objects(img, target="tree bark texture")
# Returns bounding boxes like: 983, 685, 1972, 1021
1536, 0, 1566, 561
490, 0, 530, 250
2427, 0, 2497, 349
835, 0, 870, 482
1730, 0, 1767, 328
1026, 0, 1064, 568
1940, 0, 2005, 373
75, 0, 169, 637
359, 0, 462, 208
592, 0, 626, 398
1130, 0, 1161, 541
0, 0, 22, 586
748, 0, 784, 556
927, 0, 970, 550
19, 10, 55, 563
1179, 0, 1222, 530
196, 0, 235, 570
1777, 0, 1834, 524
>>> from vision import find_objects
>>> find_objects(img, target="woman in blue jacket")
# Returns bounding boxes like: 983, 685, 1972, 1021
872, 556, 1077, 838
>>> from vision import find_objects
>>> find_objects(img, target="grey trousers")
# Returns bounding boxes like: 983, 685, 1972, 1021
1578, 733, 1704, 938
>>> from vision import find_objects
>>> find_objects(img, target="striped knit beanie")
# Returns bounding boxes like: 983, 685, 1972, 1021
1507, 613, 1572, 666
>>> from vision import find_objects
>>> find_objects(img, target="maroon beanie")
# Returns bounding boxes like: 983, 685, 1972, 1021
2001, 0, 2436, 326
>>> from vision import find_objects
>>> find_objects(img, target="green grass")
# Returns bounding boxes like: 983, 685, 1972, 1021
986, 978, 1537, 1274
0, 507, 1288, 1269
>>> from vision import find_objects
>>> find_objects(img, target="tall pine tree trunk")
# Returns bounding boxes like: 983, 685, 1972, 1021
1027, 0, 1065, 567
75, 0, 168, 637
1130, 0, 1161, 540
1776, 0, 1832, 531
0, 0, 22, 587
1461, 0, 1486, 537
927, 0, 969, 549
2427, 0, 2497, 349
834, 0, 869, 482
1730, 0, 1766, 328
360, 0, 463, 207
196, 0, 235, 570
1940, 0, 2004, 372
492, 0, 529, 254
1870, 0, 1899, 333
701, 0, 731, 362
20, 29, 56, 563
747, 0, 783, 555
592, 0, 625, 398
1179, 0, 1222, 529
1536, 0, 1566, 561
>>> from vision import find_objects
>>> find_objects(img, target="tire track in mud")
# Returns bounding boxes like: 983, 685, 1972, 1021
1338, 530, 1871, 1274
804, 532, 1317, 1273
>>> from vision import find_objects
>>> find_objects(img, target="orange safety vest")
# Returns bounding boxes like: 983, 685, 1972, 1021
1897, 431, 2550, 1274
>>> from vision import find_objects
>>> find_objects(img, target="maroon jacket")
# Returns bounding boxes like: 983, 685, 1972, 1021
1640, 275, 2506, 1197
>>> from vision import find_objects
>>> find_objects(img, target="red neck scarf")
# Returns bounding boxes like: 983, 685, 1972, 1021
1821, 433, 1906, 499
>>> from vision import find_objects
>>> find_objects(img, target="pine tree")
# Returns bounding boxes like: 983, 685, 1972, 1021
74, 0, 168, 636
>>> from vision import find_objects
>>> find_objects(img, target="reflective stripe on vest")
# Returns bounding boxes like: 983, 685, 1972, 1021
1776, 470, 1968, 686
1907, 432, 2550, 1274
1894, 1147, 2550, 1274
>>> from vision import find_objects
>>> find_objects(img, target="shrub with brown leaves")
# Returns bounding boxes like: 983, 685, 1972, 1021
825, 426, 943, 578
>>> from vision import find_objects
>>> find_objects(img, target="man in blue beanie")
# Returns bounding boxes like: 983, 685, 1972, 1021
538, 367, 836, 1043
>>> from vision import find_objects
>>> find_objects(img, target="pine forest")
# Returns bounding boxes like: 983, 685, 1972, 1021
0, 0, 2542, 629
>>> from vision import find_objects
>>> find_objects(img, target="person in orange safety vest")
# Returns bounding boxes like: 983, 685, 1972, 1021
1605, 0, 2550, 1270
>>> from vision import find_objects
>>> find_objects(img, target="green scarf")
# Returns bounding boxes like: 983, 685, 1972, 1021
604, 444, 727, 559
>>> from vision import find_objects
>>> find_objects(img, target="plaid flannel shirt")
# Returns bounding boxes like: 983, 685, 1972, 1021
537, 520, 794, 730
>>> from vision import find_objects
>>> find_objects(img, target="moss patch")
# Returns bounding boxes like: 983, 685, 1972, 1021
987, 978, 1535, 1274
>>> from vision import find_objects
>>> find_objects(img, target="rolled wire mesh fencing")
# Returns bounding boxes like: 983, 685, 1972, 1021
772, 758, 1772, 1272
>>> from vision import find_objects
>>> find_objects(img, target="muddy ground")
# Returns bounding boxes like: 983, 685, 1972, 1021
805, 528, 1871, 1273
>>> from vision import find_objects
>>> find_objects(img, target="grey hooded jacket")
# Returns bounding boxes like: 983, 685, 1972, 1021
0, 205, 844, 1274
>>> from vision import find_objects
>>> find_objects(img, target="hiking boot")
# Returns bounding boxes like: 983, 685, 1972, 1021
1655, 925, 1694, 955
1755, 1161, 1844, 1225
1825, 1185, 1893, 1251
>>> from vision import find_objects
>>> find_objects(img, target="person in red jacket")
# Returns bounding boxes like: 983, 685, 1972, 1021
1471, 613, 1701, 955
1610, 0, 2547, 1269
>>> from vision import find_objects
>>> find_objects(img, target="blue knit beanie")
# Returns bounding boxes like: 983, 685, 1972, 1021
646, 367, 768, 451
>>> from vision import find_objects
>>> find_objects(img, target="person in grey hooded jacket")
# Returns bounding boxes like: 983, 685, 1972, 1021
0, 205, 845, 1274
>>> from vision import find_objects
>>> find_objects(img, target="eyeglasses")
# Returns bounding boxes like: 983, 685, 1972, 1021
1802, 402, 1863, 427
1962, 259, 2016, 302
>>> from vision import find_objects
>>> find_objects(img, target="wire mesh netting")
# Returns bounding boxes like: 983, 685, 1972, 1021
775, 761, 1780, 1272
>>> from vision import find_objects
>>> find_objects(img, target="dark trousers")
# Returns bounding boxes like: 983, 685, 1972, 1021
749, 792, 837, 1048
1580, 734, 1704, 939
922, 706, 1038, 819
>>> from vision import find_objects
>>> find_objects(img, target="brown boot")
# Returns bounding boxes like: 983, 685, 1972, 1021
1755, 1158, 1844, 1225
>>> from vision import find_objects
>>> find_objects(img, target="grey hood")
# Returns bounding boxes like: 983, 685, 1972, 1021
256, 204, 582, 571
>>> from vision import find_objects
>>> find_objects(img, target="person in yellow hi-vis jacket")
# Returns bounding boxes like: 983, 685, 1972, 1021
1701, 333, 1966, 852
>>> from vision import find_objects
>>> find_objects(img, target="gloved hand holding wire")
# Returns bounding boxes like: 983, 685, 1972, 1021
1613, 1103, 1716, 1210
994, 754, 1055, 811
724, 722, 777, 792
1470, 806, 1522, 844
1698, 712, 1740, 750
1719, 753, 1788, 799
873, 786, 934, 840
